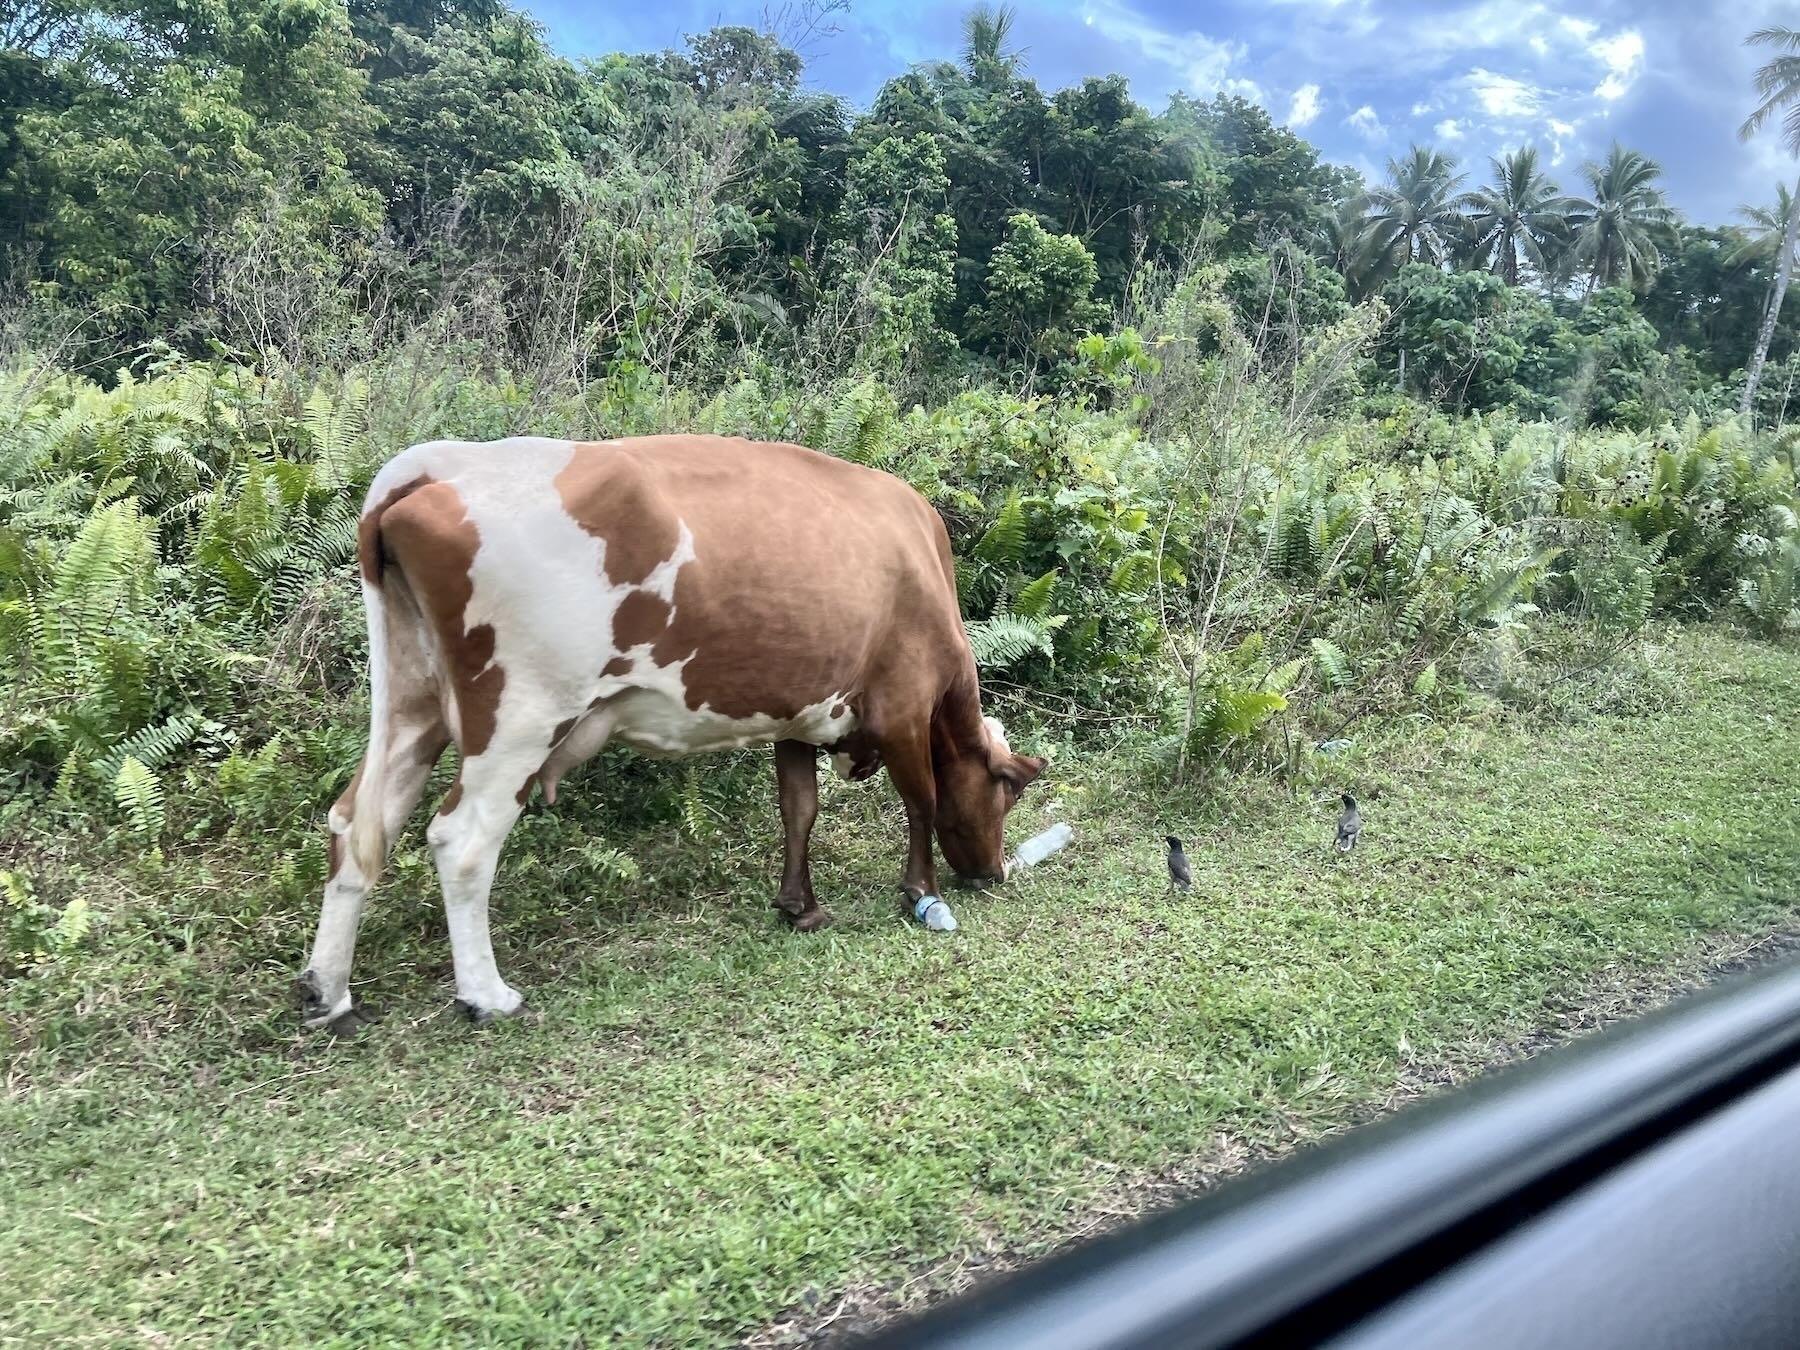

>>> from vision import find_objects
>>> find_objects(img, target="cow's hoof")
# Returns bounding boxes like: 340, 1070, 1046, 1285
297, 971, 380, 1037
790, 907, 836, 932
295, 970, 330, 1022
454, 995, 529, 1028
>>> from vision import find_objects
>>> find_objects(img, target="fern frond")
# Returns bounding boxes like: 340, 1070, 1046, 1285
94, 713, 199, 783
966, 614, 1057, 667
51, 896, 92, 952
976, 491, 1028, 565
114, 755, 166, 841
1264, 658, 1305, 693
1311, 637, 1354, 692
1015, 568, 1061, 618
1107, 552, 1153, 594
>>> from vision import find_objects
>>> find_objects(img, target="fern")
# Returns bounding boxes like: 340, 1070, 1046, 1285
976, 490, 1028, 565
1107, 552, 1154, 594
303, 382, 368, 489
1264, 658, 1305, 694
967, 614, 1061, 667
51, 895, 92, 952
577, 843, 642, 884
94, 713, 199, 783
1311, 637, 1355, 692
1014, 568, 1061, 618
1210, 687, 1288, 738
678, 765, 716, 840
1413, 662, 1439, 699
821, 379, 895, 464
114, 756, 166, 842
1458, 546, 1562, 628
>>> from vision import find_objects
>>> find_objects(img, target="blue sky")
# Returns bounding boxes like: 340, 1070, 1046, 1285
522, 0, 1795, 224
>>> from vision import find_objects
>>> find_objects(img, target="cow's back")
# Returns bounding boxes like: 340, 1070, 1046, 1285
365, 434, 965, 751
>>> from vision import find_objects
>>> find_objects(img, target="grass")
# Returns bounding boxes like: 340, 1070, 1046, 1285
4, 628, 1800, 1348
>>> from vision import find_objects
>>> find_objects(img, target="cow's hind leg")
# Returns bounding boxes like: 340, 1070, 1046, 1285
773, 740, 832, 931
426, 756, 533, 1025
301, 714, 448, 1034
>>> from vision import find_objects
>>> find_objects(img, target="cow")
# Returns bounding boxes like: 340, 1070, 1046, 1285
298, 434, 1047, 1033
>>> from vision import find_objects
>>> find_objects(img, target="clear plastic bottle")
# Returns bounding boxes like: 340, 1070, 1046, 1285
914, 894, 958, 931
1013, 822, 1074, 869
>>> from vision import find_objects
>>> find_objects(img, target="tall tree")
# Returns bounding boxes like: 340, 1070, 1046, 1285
1162, 95, 1347, 253
1461, 147, 1566, 286
1362, 145, 1467, 281
20, 0, 378, 339
1737, 25, 1800, 416
1733, 182, 1799, 266
961, 3, 1024, 91
1563, 142, 1675, 294
1643, 224, 1782, 380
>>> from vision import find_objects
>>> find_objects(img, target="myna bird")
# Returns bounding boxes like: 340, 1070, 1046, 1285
1335, 794, 1361, 852
1164, 835, 1192, 892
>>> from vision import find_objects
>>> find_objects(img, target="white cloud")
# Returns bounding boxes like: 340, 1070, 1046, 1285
1287, 82, 1322, 127
1435, 118, 1465, 141
1346, 104, 1386, 140
1529, 34, 1549, 56
1409, 0, 1552, 60
1587, 29, 1643, 100
1545, 117, 1577, 165
1591, 30, 1643, 74
1558, 16, 1598, 41
1079, 1, 1247, 96
1467, 68, 1543, 117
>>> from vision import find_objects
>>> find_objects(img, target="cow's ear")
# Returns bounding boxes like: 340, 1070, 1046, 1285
995, 751, 1047, 797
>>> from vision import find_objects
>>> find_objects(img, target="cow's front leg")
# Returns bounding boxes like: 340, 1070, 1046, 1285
773, 740, 833, 930
426, 762, 529, 1025
877, 725, 941, 909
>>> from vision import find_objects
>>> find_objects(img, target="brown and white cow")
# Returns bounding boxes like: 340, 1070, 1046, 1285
298, 434, 1046, 1031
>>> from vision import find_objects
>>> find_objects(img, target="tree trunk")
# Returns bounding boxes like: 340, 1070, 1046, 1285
1740, 174, 1800, 419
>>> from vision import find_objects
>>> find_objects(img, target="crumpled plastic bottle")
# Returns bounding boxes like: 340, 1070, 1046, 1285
914, 894, 958, 931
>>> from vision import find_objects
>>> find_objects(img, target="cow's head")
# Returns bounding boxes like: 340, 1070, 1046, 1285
934, 716, 1047, 884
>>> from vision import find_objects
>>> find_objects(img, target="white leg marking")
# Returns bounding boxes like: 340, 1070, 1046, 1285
305, 862, 366, 1027
306, 721, 444, 1028
426, 768, 528, 1017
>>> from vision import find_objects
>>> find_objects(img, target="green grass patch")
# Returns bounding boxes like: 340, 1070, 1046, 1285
4, 629, 1800, 1347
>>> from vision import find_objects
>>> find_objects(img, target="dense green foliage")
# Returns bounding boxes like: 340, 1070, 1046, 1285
8, 1, 1800, 414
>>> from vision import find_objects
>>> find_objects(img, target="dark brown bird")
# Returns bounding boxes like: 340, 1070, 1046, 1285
1335, 794, 1361, 852
1164, 835, 1192, 892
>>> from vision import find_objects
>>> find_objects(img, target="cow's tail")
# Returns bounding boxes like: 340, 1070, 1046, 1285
347, 578, 391, 884
346, 477, 422, 885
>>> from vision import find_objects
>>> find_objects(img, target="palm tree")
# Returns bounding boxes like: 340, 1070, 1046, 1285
962, 3, 1024, 90
1359, 147, 1466, 391
1562, 142, 1675, 294
1312, 195, 1385, 300
1732, 183, 1799, 266
1361, 145, 1468, 283
1738, 26, 1800, 416
1461, 147, 1568, 287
